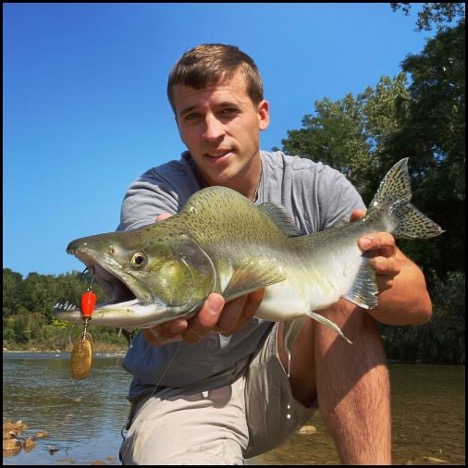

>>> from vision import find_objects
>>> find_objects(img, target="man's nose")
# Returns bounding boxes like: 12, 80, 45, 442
202, 114, 225, 141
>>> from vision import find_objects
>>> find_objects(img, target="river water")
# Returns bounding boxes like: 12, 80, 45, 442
2, 352, 465, 465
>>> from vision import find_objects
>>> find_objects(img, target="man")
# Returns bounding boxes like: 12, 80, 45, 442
119, 44, 432, 464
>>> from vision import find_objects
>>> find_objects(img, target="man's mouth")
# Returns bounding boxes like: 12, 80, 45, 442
204, 149, 232, 159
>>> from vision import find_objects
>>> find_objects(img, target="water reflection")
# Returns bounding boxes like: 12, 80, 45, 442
3, 353, 465, 465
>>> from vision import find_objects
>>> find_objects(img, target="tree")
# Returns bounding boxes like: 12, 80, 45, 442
22, 272, 61, 321
278, 74, 411, 201
3, 268, 24, 316
385, 20, 465, 277
390, 3, 465, 32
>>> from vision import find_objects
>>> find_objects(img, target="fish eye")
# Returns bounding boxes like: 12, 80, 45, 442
131, 252, 147, 268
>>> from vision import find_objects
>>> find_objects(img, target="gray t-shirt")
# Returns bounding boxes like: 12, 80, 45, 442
119, 151, 365, 400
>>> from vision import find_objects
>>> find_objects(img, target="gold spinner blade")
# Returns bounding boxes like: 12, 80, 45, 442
70, 332, 94, 380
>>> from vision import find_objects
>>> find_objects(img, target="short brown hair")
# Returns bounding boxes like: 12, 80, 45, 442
167, 43, 264, 111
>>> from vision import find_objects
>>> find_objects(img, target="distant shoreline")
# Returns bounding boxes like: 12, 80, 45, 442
3, 344, 128, 354
3, 349, 127, 355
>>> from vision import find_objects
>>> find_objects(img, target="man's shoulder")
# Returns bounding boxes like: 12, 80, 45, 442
259, 151, 364, 232
140, 152, 195, 182
262, 150, 322, 171
261, 150, 346, 185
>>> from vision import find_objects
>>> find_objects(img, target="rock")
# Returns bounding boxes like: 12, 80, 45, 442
48, 445, 59, 455
23, 437, 37, 451
297, 424, 318, 435
3, 420, 28, 431
3, 438, 22, 456
424, 456, 449, 463
3, 430, 19, 440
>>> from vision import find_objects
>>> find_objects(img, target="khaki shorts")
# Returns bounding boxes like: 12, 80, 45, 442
119, 323, 316, 465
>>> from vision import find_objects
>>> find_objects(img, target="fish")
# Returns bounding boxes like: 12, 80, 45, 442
55, 158, 443, 343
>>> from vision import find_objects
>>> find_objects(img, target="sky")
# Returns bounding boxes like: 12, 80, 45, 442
3, 3, 436, 277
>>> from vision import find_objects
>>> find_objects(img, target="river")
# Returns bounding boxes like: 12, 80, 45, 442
2, 352, 464, 465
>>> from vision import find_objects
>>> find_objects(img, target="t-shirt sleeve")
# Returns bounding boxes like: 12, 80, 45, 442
117, 170, 179, 231
116, 160, 202, 231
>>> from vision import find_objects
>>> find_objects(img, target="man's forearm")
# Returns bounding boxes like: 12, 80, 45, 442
369, 250, 432, 326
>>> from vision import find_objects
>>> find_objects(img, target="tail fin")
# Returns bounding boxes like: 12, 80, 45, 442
367, 158, 444, 239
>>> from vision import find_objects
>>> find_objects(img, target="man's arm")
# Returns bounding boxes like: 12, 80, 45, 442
353, 210, 432, 326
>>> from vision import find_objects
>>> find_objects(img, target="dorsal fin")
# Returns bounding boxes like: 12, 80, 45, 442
258, 203, 302, 237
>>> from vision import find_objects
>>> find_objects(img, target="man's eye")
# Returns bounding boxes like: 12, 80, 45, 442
221, 108, 238, 115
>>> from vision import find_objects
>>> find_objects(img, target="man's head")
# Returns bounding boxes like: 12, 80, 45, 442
167, 44, 269, 198
167, 44, 264, 113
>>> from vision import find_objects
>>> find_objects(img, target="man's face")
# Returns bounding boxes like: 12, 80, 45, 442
172, 70, 270, 189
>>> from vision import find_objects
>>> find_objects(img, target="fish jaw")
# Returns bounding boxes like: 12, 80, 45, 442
66, 241, 157, 305
55, 299, 197, 331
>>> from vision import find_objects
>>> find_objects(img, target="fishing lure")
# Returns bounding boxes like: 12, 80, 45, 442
70, 269, 97, 380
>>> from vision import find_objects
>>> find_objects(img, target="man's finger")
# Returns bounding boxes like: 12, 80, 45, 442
182, 293, 225, 344
234, 288, 265, 331
216, 295, 248, 333
156, 213, 172, 222
359, 233, 396, 258
350, 209, 366, 222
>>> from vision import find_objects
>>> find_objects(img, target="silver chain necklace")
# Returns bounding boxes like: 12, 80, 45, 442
199, 163, 263, 201
252, 163, 263, 202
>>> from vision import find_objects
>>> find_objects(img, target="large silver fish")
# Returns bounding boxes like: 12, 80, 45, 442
55, 158, 443, 342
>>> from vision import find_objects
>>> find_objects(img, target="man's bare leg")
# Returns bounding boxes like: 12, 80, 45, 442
279, 301, 392, 464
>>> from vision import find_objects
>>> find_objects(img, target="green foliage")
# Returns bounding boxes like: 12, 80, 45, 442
279, 74, 411, 200
2, 268, 126, 351
382, 272, 465, 364
3, 268, 25, 316
390, 3, 465, 31
385, 20, 465, 277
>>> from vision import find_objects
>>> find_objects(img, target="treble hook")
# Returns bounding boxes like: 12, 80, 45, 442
80, 266, 96, 291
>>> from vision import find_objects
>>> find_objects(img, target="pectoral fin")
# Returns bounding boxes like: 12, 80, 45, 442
223, 258, 287, 300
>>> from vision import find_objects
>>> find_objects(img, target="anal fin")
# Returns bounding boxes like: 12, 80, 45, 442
307, 311, 353, 344
344, 257, 379, 310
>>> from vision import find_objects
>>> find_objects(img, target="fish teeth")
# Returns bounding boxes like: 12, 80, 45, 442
54, 302, 78, 311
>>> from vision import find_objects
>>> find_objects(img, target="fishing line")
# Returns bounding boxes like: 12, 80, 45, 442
119, 339, 183, 443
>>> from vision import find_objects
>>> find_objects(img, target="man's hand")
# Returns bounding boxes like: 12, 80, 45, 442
143, 290, 265, 347
350, 209, 432, 325
142, 212, 265, 347
350, 209, 401, 294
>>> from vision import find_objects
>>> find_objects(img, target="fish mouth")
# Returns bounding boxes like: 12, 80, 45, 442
54, 245, 168, 330
75, 250, 137, 302
61, 246, 157, 315
55, 244, 189, 330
